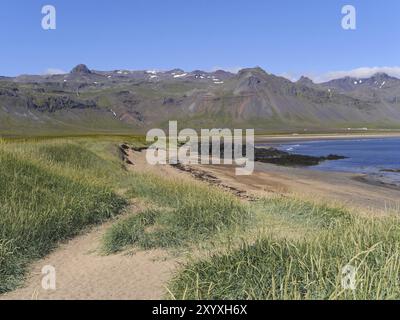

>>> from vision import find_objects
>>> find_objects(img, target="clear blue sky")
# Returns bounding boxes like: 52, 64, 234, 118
0, 0, 399, 79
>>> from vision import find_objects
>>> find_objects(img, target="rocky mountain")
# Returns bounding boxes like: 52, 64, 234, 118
317, 73, 400, 104
71, 64, 92, 74
296, 76, 315, 87
1, 64, 400, 135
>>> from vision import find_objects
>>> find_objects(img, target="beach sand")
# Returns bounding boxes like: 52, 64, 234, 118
180, 160, 400, 214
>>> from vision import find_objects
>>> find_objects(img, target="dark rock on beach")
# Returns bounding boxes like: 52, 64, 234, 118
254, 147, 347, 166
380, 169, 400, 173
213, 143, 347, 167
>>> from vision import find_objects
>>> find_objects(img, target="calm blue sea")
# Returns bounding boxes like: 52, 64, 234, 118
264, 137, 400, 186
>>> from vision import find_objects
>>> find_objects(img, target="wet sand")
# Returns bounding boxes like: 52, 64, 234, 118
188, 161, 400, 214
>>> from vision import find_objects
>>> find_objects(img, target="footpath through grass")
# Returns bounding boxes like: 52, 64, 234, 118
0, 137, 133, 293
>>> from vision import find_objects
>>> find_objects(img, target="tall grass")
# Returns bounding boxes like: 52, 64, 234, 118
0, 139, 128, 293
254, 197, 354, 231
103, 173, 251, 252
169, 198, 400, 300
3, 137, 400, 300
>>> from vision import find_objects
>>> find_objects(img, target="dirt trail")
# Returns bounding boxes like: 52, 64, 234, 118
1, 208, 177, 300
1, 151, 180, 300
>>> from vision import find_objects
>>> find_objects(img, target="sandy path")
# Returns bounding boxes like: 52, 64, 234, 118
1, 150, 200, 300
1, 151, 181, 300
0, 209, 177, 300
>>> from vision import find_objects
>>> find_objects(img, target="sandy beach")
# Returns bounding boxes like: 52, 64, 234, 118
180, 160, 400, 214
145, 136, 400, 213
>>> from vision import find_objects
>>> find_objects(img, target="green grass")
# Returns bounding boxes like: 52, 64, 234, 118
3, 136, 400, 300
0, 138, 131, 293
169, 198, 400, 300
102, 173, 251, 252
254, 197, 354, 230
100, 170, 400, 300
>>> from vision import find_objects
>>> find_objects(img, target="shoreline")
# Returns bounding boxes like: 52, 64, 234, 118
255, 134, 400, 190
255, 132, 400, 144
352, 174, 400, 192
178, 160, 400, 213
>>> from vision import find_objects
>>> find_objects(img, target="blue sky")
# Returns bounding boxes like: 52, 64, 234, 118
0, 0, 399, 81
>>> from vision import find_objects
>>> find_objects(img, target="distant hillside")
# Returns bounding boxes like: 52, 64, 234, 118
1, 64, 400, 135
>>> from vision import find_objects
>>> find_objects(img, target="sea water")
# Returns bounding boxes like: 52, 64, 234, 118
271, 137, 400, 186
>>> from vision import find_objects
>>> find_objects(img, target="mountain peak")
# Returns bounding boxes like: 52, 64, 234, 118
371, 72, 391, 80
297, 76, 314, 85
166, 68, 185, 74
213, 69, 233, 76
238, 67, 267, 76
70, 64, 92, 74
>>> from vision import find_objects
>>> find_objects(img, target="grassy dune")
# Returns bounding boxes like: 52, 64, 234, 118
0, 138, 131, 292
169, 199, 400, 300
101, 167, 400, 300
2, 136, 400, 300
103, 173, 250, 251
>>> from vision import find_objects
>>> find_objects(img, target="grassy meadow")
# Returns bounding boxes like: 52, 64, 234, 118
1, 136, 400, 299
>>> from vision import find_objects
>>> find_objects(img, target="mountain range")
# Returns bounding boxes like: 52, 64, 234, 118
1, 64, 400, 135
